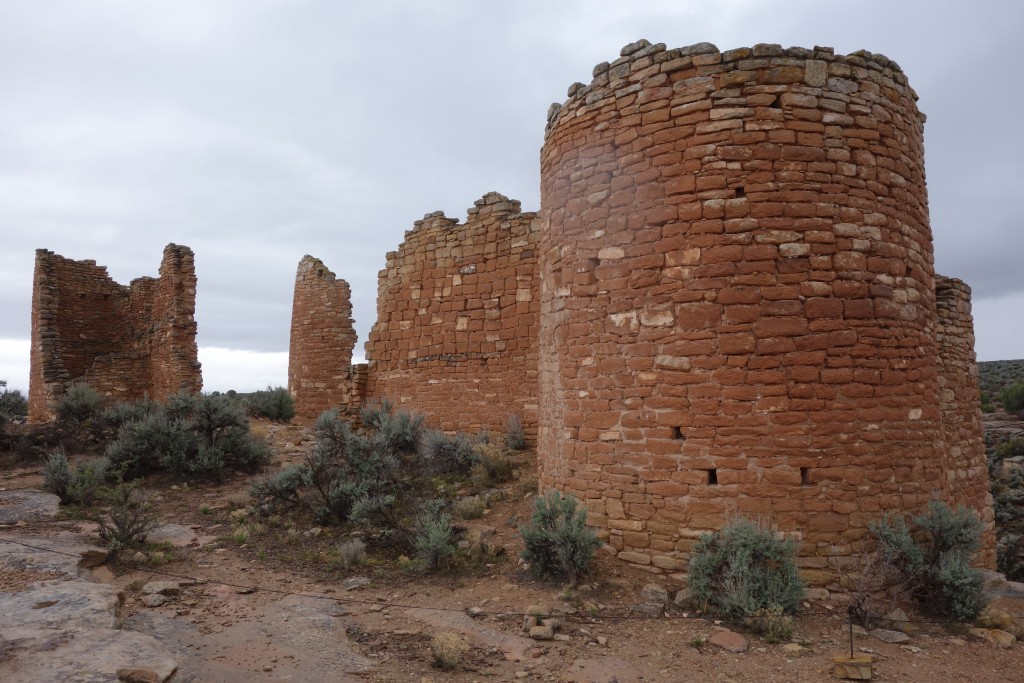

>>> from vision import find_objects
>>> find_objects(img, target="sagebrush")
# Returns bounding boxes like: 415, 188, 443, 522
871, 499, 987, 621
688, 517, 804, 625
0, 380, 27, 433
105, 391, 270, 480
422, 429, 478, 475
42, 447, 108, 506
252, 404, 426, 539
1001, 382, 1024, 414
96, 483, 160, 558
504, 413, 526, 450
245, 386, 295, 422
520, 490, 601, 586
414, 500, 456, 569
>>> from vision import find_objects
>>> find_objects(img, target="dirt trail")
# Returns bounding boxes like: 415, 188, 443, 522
2, 419, 1023, 682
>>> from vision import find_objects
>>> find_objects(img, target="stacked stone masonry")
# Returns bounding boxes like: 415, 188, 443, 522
935, 276, 995, 566
288, 256, 363, 420
363, 192, 541, 439
536, 40, 994, 581
29, 244, 201, 422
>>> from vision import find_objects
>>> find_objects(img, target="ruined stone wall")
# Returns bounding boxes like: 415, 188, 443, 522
538, 40, 993, 581
935, 276, 996, 566
28, 245, 201, 422
288, 256, 362, 420
364, 192, 540, 439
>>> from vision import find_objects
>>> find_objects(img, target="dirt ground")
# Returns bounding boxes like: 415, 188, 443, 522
2, 418, 1022, 682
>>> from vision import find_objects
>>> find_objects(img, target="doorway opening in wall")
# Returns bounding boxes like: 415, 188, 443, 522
705, 468, 718, 485
800, 467, 811, 486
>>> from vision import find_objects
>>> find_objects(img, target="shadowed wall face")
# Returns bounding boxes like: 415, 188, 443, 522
29, 244, 201, 422
935, 276, 995, 566
537, 40, 993, 580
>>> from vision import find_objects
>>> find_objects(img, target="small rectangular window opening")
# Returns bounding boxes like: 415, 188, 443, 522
672, 426, 685, 441
734, 187, 745, 198
705, 468, 718, 485
800, 467, 811, 486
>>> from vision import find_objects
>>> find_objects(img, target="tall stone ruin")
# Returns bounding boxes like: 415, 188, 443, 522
29, 244, 202, 422
288, 192, 540, 439
537, 40, 994, 578
287, 255, 364, 420
286, 41, 994, 582
364, 192, 540, 438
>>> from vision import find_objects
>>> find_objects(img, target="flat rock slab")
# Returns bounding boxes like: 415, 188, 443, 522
0, 580, 121, 630
142, 581, 180, 596
979, 569, 1024, 599
126, 594, 370, 682
147, 524, 201, 548
561, 657, 647, 683
871, 628, 911, 644
0, 532, 108, 578
970, 627, 1017, 649
408, 607, 534, 661
0, 626, 176, 682
0, 490, 60, 523
709, 628, 749, 653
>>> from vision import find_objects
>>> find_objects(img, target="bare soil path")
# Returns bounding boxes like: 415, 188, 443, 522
2, 418, 1023, 682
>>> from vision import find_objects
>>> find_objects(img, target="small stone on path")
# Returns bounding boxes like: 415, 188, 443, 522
870, 628, 910, 644
709, 629, 748, 653
142, 595, 167, 608
969, 627, 1016, 649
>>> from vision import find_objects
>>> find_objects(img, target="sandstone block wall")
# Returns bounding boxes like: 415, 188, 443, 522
364, 192, 540, 439
288, 256, 362, 420
29, 244, 201, 422
537, 40, 993, 581
935, 276, 995, 565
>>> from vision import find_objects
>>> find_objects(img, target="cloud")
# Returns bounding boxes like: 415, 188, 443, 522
0, 339, 30, 393
197, 347, 288, 393
1, 0, 1021, 389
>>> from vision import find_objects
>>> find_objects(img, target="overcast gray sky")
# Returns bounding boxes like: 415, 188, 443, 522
1, 0, 1020, 392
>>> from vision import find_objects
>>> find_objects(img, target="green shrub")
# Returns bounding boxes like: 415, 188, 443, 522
252, 408, 419, 533
749, 606, 793, 643
1001, 382, 1024, 413
688, 517, 804, 621
520, 490, 601, 586
422, 430, 478, 475
337, 538, 367, 569
246, 386, 295, 422
42, 447, 73, 502
251, 464, 306, 513
871, 500, 987, 621
54, 383, 103, 427
0, 380, 27, 432
997, 531, 1024, 581
105, 393, 270, 480
106, 412, 197, 478
472, 444, 513, 486
454, 495, 486, 520
362, 399, 424, 455
102, 398, 157, 431
415, 500, 456, 570
43, 447, 109, 506
96, 483, 160, 558
504, 413, 526, 451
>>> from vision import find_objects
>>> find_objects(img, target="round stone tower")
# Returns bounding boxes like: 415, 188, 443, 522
537, 40, 990, 581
